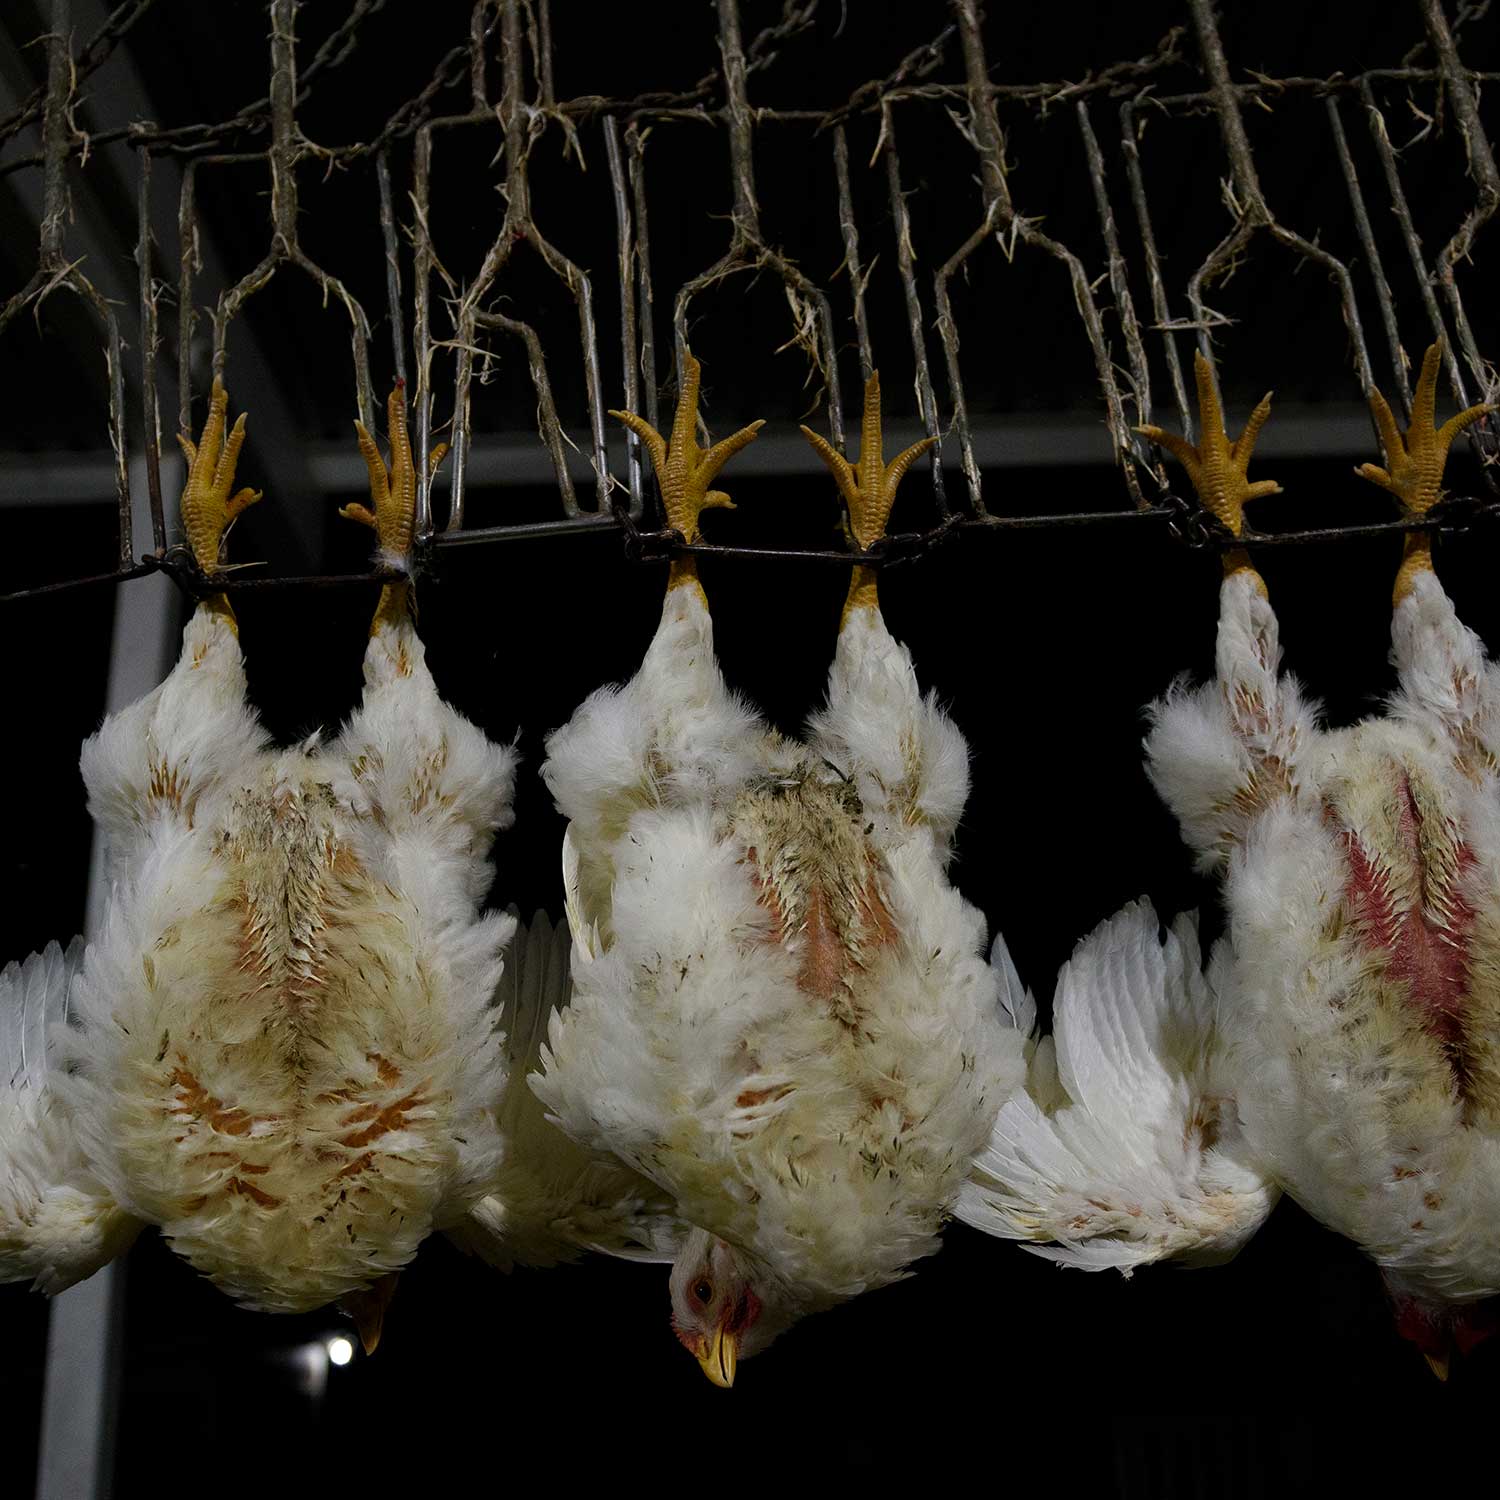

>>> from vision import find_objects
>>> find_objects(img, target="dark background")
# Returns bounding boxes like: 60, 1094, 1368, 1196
3, 0, 1499, 1493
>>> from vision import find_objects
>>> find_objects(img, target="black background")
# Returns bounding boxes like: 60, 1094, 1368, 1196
3, 0, 1500, 1493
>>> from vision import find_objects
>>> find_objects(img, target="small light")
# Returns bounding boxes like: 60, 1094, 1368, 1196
326, 1334, 355, 1367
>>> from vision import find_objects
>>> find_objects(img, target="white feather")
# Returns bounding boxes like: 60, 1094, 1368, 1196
958, 899, 1278, 1272
451, 910, 682, 1270
0, 940, 139, 1292
561, 825, 597, 964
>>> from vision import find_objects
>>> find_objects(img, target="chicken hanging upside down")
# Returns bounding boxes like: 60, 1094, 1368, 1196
535, 356, 1024, 1385
959, 344, 1500, 1379
0, 381, 523, 1346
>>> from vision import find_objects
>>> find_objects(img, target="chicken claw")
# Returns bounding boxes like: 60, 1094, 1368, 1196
177, 379, 262, 572
609, 352, 764, 598
175, 378, 262, 628
1138, 351, 1281, 593
801, 370, 936, 622
342, 381, 450, 633
1355, 341, 1495, 604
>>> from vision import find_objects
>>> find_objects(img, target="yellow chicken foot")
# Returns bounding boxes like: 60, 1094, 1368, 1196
342, 381, 449, 634
175, 378, 263, 630
801, 371, 936, 625
1138, 351, 1281, 597
609, 352, 764, 603
1355, 340, 1495, 606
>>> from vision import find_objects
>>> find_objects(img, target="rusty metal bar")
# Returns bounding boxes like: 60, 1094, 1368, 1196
1119, 98, 1192, 441
412, 123, 438, 543
880, 107, 947, 515
604, 116, 644, 517
136, 148, 166, 555
1077, 102, 1151, 446
377, 149, 407, 387
832, 125, 874, 383
206, 0, 375, 432
442, 0, 608, 534
1182, 0, 1374, 404
627, 122, 661, 447
934, 0, 1144, 513
1419, 0, 1499, 456
669, 0, 845, 455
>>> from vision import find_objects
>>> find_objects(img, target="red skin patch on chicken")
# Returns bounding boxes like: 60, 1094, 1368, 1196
734, 1084, 791, 1109
725, 1287, 762, 1336
1390, 1287, 1500, 1364
744, 847, 896, 1003
1338, 770, 1476, 1066
796, 884, 845, 1000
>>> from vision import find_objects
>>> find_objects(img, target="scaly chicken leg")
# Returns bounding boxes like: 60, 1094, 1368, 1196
85, 383, 272, 881
800, 370, 936, 623
341, 379, 450, 634
801, 374, 966, 848
1139, 351, 1281, 597
1373, 346, 1500, 789
550, 355, 766, 959
1139, 354, 1306, 865
176, 378, 263, 630
1355, 339, 1493, 605
610, 352, 764, 603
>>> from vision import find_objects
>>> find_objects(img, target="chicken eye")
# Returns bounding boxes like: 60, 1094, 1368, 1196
692, 1279, 713, 1304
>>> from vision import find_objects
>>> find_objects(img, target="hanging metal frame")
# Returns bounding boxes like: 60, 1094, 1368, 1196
1, 0, 1498, 606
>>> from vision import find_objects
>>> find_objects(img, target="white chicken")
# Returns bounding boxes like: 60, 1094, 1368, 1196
535, 356, 1023, 1384
959, 344, 1500, 1378
1, 381, 521, 1345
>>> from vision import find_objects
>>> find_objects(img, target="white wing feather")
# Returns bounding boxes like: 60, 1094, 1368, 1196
449, 911, 682, 1270
958, 899, 1277, 1272
561, 825, 598, 964
0, 940, 138, 1292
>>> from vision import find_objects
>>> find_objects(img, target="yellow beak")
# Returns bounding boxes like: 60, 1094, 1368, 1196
1424, 1351, 1450, 1382
339, 1271, 400, 1356
697, 1325, 738, 1388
